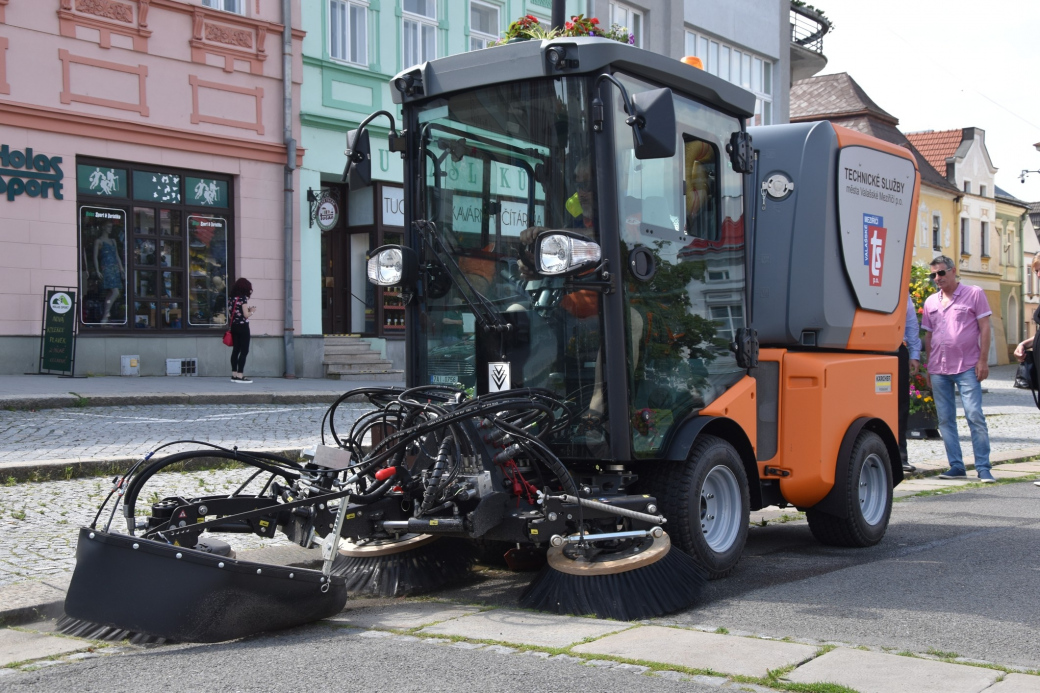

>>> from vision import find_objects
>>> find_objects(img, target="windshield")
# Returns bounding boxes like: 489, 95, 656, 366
414, 76, 609, 459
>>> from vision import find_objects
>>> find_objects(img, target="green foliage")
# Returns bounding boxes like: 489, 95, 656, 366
490, 14, 634, 46
909, 263, 931, 317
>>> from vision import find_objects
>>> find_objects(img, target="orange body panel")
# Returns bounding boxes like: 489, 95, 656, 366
700, 375, 757, 455
832, 124, 922, 352
774, 351, 898, 508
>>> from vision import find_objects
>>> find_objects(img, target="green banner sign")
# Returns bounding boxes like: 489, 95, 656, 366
41, 289, 76, 373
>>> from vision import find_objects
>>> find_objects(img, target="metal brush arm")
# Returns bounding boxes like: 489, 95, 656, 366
552, 494, 666, 525
550, 526, 664, 547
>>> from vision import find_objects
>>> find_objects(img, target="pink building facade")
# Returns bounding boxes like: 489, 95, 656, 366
0, 0, 317, 376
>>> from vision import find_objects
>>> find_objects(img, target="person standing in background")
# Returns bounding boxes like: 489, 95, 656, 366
898, 291, 922, 473
228, 278, 256, 384
921, 256, 994, 482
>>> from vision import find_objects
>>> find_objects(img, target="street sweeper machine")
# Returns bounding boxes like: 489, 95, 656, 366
64, 36, 921, 642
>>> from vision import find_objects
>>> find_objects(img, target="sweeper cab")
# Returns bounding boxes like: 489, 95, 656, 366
63, 35, 920, 643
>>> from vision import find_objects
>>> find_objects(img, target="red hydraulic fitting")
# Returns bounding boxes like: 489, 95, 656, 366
374, 467, 398, 481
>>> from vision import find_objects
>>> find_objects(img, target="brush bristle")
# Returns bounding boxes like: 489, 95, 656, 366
331, 538, 477, 597
56, 614, 170, 644
518, 545, 707, 620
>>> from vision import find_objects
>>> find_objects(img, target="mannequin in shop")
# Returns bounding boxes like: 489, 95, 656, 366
93, 222, 125, 323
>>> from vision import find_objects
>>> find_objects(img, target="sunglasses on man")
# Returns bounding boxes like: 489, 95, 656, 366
929, 269, 950, 280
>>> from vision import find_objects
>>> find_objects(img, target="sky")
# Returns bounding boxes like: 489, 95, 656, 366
819, 0, 1040, 204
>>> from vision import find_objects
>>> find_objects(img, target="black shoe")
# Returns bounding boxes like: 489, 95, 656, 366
902, 463, 916, 473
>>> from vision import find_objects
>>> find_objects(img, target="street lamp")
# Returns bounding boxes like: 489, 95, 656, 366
1020, 169, 1040, 183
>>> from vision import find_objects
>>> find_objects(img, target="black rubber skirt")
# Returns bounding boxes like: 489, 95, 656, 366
64, 527, 347, 643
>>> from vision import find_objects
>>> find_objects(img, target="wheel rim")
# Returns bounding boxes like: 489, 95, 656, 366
858, 453, 887, 525
700, 465, 742, 552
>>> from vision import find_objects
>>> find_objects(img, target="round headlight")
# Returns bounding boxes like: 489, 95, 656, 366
368, 248, 403, 286
539, 235, 571, 275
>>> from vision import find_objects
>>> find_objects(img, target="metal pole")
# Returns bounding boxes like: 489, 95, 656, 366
551, 0, 566, 33
282, 0, 297, 378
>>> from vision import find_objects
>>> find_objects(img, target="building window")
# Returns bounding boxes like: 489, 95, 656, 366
684, 31, 773, 125
609, 2, 642, 47
960, 217, 970, 254
932, 213, 941, 251
963, 180, 971, 194
1005, 226, 1015, 264
202, 0, 244, 14
76, 160, 233, 332
330, 0, 368, 65
980, 184, 987, 198
403, 0, 437, 68
981, 221, 989, 257
710, 304, 743, 342
469, 1, 499, 50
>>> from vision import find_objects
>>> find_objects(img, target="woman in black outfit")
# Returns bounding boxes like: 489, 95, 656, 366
1014, 256, 1040, 488
228, 277, 256, 383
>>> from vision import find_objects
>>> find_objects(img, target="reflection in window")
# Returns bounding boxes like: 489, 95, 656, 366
614, 74, 746, 457
201, 0, 244, 14
162, 271, 183, 299
135, 270, 157, 298
80, 207, 128, 325
134, 301, 156, 329
160, 209, 182, 236
160, 240, 182, 268
187, 215, 229, 326
134, 207, 155, 235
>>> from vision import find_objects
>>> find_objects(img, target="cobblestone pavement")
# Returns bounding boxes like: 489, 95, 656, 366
0, 467, 302, 587
905, 368, 1040, 464
0, 403, 370, 463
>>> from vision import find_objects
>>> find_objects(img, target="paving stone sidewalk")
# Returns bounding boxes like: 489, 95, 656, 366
5, 601, 1038, 692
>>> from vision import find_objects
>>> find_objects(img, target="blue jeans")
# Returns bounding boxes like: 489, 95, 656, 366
931, 368, 990, 474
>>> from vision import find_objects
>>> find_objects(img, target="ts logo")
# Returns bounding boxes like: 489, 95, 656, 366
488, 362, 511, 393
863, 214, 887, 287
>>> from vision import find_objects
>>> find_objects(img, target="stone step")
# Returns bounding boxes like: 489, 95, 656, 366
325, 371, 405, 382
322, 352, 387, 365
324, 344, 381, 355
325, 362, 397, 375
323, 336, 368, 345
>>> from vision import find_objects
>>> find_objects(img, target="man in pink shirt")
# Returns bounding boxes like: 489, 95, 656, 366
921, 256, 993, 482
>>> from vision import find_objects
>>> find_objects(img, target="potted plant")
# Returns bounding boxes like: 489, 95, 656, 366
907, 367, 941, 439
489, 15, 635, 47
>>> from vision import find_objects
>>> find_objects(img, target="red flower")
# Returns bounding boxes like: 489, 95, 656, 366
526, 14, 538, 22
591, 17, 599, 24
565, 21, 573, 29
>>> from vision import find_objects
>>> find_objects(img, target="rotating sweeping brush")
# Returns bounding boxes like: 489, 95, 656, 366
332, 534, 477, 596
518, 532, 706, 621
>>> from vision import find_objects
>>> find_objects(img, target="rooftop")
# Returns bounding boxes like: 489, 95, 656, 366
905, 129, 964, 178
790, 73, 898, 124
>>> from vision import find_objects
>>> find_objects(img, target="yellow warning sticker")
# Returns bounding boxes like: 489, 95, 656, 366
259, 520, 270, 527
430, 519, 439, 526
530, 529, 539, 535
875, 373, 892, 394
346, 513, 355, 520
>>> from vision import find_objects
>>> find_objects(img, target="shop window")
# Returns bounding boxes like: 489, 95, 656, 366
77, 160, 232, 331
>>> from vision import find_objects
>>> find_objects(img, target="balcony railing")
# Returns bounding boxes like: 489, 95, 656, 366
790, 3, 830, 54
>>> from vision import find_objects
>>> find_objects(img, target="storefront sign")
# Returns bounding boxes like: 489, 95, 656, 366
316, 196, 339, 231
77, 165, 127, 197
382, 187, 404, 227
187, 177, 228, 207
40, 288, 77, 374
0, 145, 64, 201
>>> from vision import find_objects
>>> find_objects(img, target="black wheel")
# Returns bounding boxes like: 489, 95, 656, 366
640, 435, 750, 579
806, 430, 892, 547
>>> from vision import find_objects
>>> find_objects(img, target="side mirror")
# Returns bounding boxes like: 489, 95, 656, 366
630, 88, 676, 160
343, 128, 372, 189
367, 245, 417, 288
